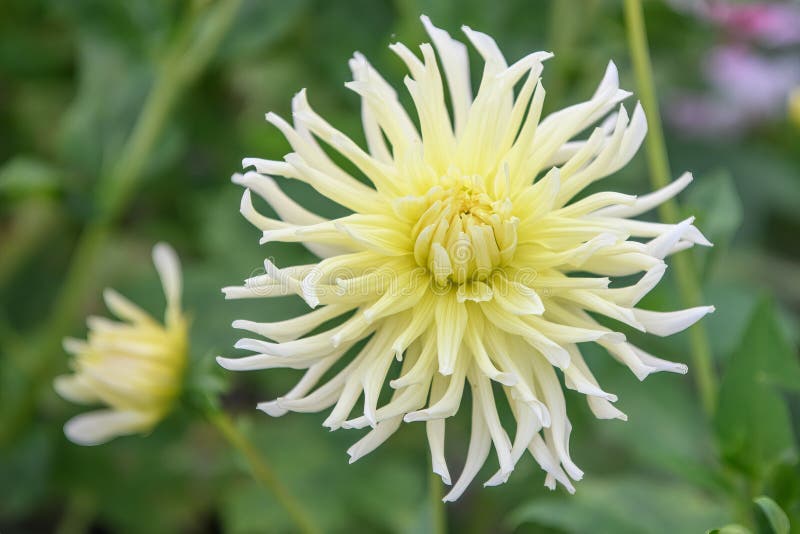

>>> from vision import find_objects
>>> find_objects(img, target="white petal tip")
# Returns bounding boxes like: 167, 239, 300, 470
494, 372, 518, 386
216, 356, 245, 371
256, 401, 288, 417
483, 476, 503, 487
633, 366, 657, 381
221, 287, 237, 299
64, 424, 107, 446
484, 471, 511, 487
433, 467, 452, 486
403, 411, 426, 423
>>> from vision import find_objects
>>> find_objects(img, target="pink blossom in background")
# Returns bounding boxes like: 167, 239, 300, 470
668, 46, 800, 137
667, 0, 800, 45
707, 46, 800, 115
706, 2, 800, 47
665, 1, 800, 137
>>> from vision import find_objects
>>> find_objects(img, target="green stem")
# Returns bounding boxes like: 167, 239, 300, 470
623, 0, 718, 416
0, 0, 242, 447
206, 409, 319, 534
429, 465, 447, 534
0, 222, 110, 444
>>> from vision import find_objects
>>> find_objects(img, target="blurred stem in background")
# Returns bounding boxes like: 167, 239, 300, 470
429, 463, 447, 534
623, 0, 718, 416
205, 408, 320, 534
0, 0, 242, 446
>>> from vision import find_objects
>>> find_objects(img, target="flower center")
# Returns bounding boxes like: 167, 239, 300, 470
411, 174, 518, 285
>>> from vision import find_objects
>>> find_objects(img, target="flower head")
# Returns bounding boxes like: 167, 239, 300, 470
55, 243, 187, 446
220, 17, 713, 500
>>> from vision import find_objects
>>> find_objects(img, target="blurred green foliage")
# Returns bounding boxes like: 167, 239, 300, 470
1, 0, 799, 533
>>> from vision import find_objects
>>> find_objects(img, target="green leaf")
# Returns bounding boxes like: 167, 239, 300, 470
53, 416, 219, 534
714, 298, 800, 478
219, 414, 426, 533
588, 346, 722, 492
0, 424, 54, 520
0, 156, 62, 198
706, 525, 751, 534
217, 0, 310, 60
753, 496, 790, 534
682, 170, 743, 276
509, 476, 730, 534
55, 28, 182, 188
56, 32, 151, 180
684, 170, 743, 246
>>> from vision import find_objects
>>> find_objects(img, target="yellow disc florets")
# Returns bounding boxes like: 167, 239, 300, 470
411, 169, 518, 285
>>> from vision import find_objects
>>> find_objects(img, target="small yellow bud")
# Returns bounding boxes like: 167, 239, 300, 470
55, 243, 187, 445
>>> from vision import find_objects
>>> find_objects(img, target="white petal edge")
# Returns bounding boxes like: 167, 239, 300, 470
152, 242, 182, 311
64, 409, 155, 446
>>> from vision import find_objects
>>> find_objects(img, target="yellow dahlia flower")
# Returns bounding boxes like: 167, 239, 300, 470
55, 243, 187, 446
219, 16, 713, 500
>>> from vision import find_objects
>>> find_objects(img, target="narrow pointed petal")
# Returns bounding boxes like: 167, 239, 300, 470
634, 306, 716, 336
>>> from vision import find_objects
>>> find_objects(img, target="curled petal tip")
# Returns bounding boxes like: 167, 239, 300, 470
215, 356, 234, 370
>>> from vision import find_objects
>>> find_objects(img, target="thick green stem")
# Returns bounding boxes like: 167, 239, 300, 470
0, 0, 242, 447
206, 409, 319, 534
623, 0, 718, 415
429, 465, 447, 534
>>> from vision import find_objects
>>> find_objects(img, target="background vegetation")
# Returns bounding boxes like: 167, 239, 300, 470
1, 0, 798, 532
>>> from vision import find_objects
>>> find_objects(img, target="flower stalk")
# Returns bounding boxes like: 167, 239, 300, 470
623, 0, 718, 415
205, 408, 319, 534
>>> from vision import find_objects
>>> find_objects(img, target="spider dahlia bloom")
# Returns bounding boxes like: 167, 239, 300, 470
219, 17, 713, 500
55, 243, 187, 446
